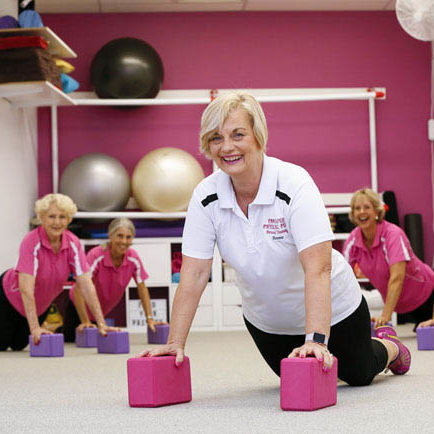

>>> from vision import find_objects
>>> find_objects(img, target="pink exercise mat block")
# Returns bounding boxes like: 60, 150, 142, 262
97, 331, 129, 354
280, 357, 338, 411
29, 333, 64, 357
75, 327, 98, 347
416, 326, 434, 350
127, 356, 192, 407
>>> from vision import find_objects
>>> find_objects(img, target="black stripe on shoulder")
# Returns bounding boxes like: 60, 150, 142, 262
201, 193, 218, 207
276, 190, 291, 205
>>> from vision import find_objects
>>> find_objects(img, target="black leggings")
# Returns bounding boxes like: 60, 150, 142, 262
0, 272, 49, 351
61, 299, 83, 343
244, 296, 388, 386
406, 290, 434, 324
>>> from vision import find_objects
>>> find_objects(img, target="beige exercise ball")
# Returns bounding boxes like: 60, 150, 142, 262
132, 147, 205, 212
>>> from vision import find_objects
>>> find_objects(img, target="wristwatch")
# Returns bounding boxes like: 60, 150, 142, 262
305, 332, 328, 346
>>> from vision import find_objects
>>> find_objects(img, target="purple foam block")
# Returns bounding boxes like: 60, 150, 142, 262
29, 333, 64, 357
416, 326, 434, 350
0, 15, 19, 29
97, 331, 129, 354
281, 357, 338, 411
75, 327, 98, 347
148, 324, 170, 345
105, 318, 115, 326
370, 321, 392, 337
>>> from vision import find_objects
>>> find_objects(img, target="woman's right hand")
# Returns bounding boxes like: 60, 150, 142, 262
77, 322, 96, 333
417, 319, 434, 328
138, 343, 185, 366
31, 326, 52, 345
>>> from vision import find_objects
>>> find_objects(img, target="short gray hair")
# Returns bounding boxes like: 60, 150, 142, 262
108, 218, 136, 237
34, 193, 77, 220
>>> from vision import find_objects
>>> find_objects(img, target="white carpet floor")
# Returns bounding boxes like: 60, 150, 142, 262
0, 324, 433, 434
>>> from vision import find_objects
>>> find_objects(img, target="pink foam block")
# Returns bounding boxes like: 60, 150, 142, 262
127, 356, 192, 407
75, 327, 98, 347
147, 324, 170, 344
29, 333, 64, 357
416, 326, 434, 350
97, 331, 129, 354
280, 357, 338, 411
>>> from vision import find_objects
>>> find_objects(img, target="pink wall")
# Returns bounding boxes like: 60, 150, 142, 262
38, 12, 433, 263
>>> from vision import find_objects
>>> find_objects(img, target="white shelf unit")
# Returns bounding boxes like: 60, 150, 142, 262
0, 27, 77, 58
1, 82, 386, 331
0, 81, 76, 108
0, 26, 78, 108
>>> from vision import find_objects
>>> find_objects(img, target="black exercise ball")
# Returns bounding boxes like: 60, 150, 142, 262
90, 37, 164, 99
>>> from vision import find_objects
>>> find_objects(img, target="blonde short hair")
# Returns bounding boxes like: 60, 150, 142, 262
34, 193, 77, 220
108, 218, 136, 237
199, 91, 268, 158
349, 188, 386, 224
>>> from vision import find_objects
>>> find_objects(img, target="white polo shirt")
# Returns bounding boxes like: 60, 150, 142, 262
182, 155, 361, 335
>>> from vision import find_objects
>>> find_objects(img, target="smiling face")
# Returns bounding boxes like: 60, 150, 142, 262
39, 203, 71, 241
352, 195, 378, 230
208, 108, 263, 179
109, 226, 134, 258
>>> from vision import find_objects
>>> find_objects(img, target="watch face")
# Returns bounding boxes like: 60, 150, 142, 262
313, 332, 326, 344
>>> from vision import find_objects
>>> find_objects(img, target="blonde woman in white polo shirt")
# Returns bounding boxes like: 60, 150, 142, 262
140, 92, 411, 383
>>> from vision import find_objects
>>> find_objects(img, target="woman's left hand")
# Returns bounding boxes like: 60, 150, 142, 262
146, 318, 156, 333
97, 324, 122, 336
372, 315, 391, 328
288, 342, 334, 371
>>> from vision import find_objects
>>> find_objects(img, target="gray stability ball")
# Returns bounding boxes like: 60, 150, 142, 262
60, 153, 130, 212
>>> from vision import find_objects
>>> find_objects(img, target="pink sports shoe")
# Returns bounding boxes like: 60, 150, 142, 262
375, 325, 411, 375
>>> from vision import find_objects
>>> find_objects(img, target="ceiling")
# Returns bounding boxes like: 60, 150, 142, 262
36, 0, 397, 14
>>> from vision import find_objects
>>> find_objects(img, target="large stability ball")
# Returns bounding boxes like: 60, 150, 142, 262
132, 148, 205, 213
90, 37, 164, 99
60, 153, 130, 212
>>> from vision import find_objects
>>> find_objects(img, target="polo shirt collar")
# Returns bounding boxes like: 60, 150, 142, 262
216, 154, 277, 209
103, 244, 127, 268
353, 220, 385, 250
38, 226, 69, 251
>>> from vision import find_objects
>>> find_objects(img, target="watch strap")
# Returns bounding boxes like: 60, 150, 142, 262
305, 332, 329, 346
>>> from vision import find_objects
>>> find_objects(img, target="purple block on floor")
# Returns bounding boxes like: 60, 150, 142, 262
105, 318, 115, 326
29, 334, 64, 357
416, 326, 434, 350
127, 356, 192, 407
280, 357, 338, 411
75, 327, 98, 347
370, 321, 392, 337
97, 331, 129, 354
148, 324, 170, 345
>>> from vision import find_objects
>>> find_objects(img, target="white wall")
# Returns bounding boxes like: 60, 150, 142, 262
0, 99, 38, 272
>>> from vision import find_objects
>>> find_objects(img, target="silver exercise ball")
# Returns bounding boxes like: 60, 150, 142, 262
132, 147, 205, 212
60, 153, 130, 211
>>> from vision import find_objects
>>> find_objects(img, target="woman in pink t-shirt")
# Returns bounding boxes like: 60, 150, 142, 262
62, 218, 156, 342
0, 194, 116, 351
343, 189, 434, 330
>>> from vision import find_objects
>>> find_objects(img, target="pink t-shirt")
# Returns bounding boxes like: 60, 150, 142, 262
69, 245, 149, 320
343, 220, 434, 313
3, 226, 89, 317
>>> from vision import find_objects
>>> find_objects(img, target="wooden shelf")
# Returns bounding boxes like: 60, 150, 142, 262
0, 27, 77, 58
0, 81, 76, 107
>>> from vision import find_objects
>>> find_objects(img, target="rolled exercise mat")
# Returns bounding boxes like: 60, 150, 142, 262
382, 191, 400, 226
404, 214, 424, 261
